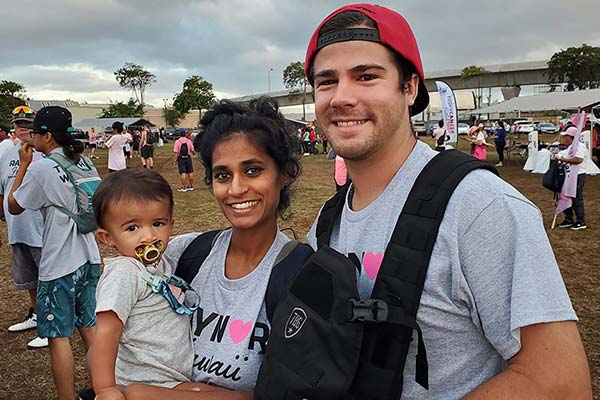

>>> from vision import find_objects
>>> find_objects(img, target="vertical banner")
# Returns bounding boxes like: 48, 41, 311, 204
555, 111, 585, 216
435, 80, 458, 143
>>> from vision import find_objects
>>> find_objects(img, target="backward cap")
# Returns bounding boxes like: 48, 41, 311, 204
305, 3, 429, 115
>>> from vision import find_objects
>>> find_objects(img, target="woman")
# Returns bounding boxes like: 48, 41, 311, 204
125, 97, 304, 400
493, 121, 507, 167
132, 129, 141, 158
89, 127, 98, 159
8, 106, 101, 400
471, 123, 489, 161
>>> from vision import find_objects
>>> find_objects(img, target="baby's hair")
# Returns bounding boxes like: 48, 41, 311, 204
92, 168, 173, 228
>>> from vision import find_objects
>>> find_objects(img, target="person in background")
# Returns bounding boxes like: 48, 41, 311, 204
89, 127, 98, 159
0, 106, 48, 349
105, 122, 129, 173
173, 129, 195, 192
493, 120, 507, 167
431, 120, 448, 151
556, 126, 587, 231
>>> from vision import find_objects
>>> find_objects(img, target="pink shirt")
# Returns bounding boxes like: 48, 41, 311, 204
174, 137, 194, 156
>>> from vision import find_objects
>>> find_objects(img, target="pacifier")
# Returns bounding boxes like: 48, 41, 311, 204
134, 239, 164, 265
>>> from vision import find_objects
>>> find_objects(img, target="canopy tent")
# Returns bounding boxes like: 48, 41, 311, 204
468, 88, 600, 115
75, 118, 155, 132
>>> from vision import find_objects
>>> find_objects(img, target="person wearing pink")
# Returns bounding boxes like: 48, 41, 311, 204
471, 123, 488, 161
89, 127, 98, 159
173, 129, 195, 192
105, 122, 129, 172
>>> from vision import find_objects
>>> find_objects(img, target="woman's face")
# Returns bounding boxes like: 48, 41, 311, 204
211, 133, 286, 232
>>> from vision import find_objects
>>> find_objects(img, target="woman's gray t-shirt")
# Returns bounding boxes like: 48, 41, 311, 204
165, 229, 290, 391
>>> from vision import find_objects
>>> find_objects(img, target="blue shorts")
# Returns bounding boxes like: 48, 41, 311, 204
37, 262, 100, 338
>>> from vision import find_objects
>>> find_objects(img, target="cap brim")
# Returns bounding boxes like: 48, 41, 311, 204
411, 80, 429, 116
19, 122, 36, 130
12, 118, 34, 123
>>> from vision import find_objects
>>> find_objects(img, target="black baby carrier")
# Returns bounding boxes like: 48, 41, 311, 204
254, 150, 497, 399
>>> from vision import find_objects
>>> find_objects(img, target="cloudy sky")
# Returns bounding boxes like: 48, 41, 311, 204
2, 0, 599, 107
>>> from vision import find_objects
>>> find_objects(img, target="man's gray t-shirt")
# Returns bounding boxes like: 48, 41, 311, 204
95, 256, 193, 388
164, 229, 290, 391
12, 148, 100, 280
307, 140, 576, 399
0, 142, 43, 246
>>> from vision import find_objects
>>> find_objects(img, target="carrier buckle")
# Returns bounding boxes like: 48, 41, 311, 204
349, 299, 388, 322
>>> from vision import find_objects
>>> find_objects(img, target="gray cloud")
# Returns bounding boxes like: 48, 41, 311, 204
1, 0, 599, 106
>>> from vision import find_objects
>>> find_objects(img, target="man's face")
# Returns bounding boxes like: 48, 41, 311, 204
13, 121, 32, 143
312, 40, 418, 161
563, 135, 574, 146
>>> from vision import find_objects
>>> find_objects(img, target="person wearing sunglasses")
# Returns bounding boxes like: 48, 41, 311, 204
88, 168, 203, 400
0, 106, 48, 349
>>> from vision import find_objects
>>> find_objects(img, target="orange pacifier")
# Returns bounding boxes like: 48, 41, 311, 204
134, 239, 164, 265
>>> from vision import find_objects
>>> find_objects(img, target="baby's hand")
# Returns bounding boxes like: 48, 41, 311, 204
96, 386, 125, 400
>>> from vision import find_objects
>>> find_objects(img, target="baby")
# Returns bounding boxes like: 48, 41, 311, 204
88, 168, 198, 399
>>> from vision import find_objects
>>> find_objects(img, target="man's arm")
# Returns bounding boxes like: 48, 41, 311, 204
558, 155, 584, 165
88, 311, 125, 400
465, 321, 592, 399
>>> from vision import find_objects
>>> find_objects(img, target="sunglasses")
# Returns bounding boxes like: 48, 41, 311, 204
12, 105, 33, 115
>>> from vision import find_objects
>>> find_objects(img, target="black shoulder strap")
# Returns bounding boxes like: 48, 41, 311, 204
265, 241, 314, 322
315, 181, 350, 248
175, 230, 221, 283
370, 149, 498, 392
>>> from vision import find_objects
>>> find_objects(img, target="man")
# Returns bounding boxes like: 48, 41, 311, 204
556, 126, 587, 230
140, 124, 155, 169
302, 4, 590, 398
105, 121, 129, 172
173, 128, 195, 192
0, 106, 47, 349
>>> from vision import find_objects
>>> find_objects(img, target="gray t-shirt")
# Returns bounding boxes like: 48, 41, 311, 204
13, 148, 100, 280
95, 256, 193, 388
0, 142, 43, 247
164, 229, 290, 391
307, 141, 577, 399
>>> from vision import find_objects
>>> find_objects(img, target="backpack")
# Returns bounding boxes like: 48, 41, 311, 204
179, 141, 190, 158
254, 150, 498, 400
542, 160, 566, 195
175, 229, 314, 322
46, 153, 102, 234
146, 130, 157, 145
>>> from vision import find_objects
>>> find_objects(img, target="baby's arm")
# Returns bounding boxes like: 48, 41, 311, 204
88, 311, 125, 400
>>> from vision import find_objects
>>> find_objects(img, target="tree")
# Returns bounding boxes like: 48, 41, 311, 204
114, 63, 156, 108
0, 80, 27, 126
283, 61, 310, 120
460, 65, 489, 109
98, 98, 143, 118
173, 75, 216, 125
548, 44, 600, 91
163, 106, 183, 128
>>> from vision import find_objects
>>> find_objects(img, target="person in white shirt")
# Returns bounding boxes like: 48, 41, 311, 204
556, 126, 587, 230
105, 122, 129, 172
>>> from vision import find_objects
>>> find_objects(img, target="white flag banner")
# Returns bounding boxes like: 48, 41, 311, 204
435, 80, 458, 143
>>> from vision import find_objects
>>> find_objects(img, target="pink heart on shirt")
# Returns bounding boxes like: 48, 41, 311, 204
229, 320, 253, 344
363, 252, 384, 281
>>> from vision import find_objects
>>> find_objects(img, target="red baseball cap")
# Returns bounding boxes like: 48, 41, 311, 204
305, 3, 429, 116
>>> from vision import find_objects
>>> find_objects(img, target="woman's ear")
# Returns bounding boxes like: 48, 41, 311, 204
96, 228, 113, 246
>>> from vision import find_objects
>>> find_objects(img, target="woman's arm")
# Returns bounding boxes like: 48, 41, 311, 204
7, 144, 33, 215
88, 311, 125, 400
124, 383, 253, 400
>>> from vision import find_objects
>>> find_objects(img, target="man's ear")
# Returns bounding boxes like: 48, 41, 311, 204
405, 73, 420, 107
96, 228, 113, 245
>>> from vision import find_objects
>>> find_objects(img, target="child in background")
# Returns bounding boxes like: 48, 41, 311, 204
88, 168, 218, 400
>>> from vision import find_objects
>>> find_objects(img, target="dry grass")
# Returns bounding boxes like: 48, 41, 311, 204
0, 137, 598, 399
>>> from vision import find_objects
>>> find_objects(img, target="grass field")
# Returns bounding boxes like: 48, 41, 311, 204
0, 137, 598, 399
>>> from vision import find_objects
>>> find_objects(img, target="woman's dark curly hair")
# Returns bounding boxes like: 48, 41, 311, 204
196, 96, 302, 218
